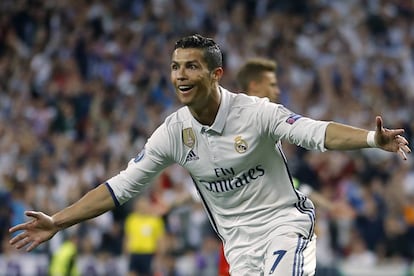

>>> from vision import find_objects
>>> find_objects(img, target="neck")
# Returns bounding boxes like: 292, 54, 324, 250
190, 86, 221, 126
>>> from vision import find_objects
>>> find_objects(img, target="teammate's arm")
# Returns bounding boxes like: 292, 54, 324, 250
325, 116, 410, 160
9, 183, 115, 252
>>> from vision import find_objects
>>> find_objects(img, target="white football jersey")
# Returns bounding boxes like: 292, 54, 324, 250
106, 87, 329, 263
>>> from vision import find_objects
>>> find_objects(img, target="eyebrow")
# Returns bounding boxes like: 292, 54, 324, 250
171, 60, 199, 65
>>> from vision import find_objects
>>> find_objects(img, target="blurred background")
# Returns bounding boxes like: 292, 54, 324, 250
0, 0, 414, 275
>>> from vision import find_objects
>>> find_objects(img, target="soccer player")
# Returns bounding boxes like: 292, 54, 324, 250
236, 57, 281, 103
9, 34, 410, 275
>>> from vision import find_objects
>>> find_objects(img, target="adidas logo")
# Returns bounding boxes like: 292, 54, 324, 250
186, 150, 199, 162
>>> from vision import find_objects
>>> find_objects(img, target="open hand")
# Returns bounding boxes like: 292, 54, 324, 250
375, 116, 411, 160
9, 211, 58, 252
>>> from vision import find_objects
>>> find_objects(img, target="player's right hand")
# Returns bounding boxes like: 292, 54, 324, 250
9, 211, 58, 252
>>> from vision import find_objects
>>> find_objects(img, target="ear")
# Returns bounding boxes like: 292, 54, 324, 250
212, 67, 224, 81
249, 80, 259, 93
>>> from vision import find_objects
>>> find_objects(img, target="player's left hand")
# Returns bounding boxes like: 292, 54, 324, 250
375, 116, 411, 160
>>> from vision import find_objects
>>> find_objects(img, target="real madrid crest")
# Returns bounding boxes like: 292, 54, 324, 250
234, 135, 248, 153
182, 127, 196, 148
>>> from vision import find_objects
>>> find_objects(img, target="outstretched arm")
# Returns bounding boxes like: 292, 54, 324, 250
325, 116, 411, 160
9, 183, 115, 252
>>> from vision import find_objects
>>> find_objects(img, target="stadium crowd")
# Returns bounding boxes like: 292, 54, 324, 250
1, 0, 414, 275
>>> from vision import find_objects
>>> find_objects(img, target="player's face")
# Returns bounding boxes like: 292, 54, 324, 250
250, 72, 280, 103
170, 48, 218, 109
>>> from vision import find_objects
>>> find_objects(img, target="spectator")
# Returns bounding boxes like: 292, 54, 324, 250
123, 196, 166, 276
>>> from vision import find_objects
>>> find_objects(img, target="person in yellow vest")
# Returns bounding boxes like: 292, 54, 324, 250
124, 196, 166, 276
49, 233, 79, 276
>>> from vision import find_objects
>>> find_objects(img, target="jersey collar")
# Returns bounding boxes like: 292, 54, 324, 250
209, 86, 229, 134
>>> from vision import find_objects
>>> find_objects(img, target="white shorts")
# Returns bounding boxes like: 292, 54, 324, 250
230, 233, 316, 276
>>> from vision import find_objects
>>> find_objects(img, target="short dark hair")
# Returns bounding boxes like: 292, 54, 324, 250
174, 34, 223, 71
236, 58, 277, 91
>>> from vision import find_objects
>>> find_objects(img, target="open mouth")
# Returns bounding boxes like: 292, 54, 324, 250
178, 85, 194, 93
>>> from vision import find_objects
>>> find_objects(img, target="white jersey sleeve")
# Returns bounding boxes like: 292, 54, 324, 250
106, 122, 174, 205
257, 101, 329, 151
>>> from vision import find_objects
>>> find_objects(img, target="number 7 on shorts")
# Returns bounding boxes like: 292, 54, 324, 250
269, 250, 287, 274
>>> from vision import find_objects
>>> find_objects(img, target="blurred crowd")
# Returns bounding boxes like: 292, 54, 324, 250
1, 0, 414, 275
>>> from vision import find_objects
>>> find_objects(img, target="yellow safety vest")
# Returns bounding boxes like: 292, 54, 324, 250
49, 240, 79, 276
